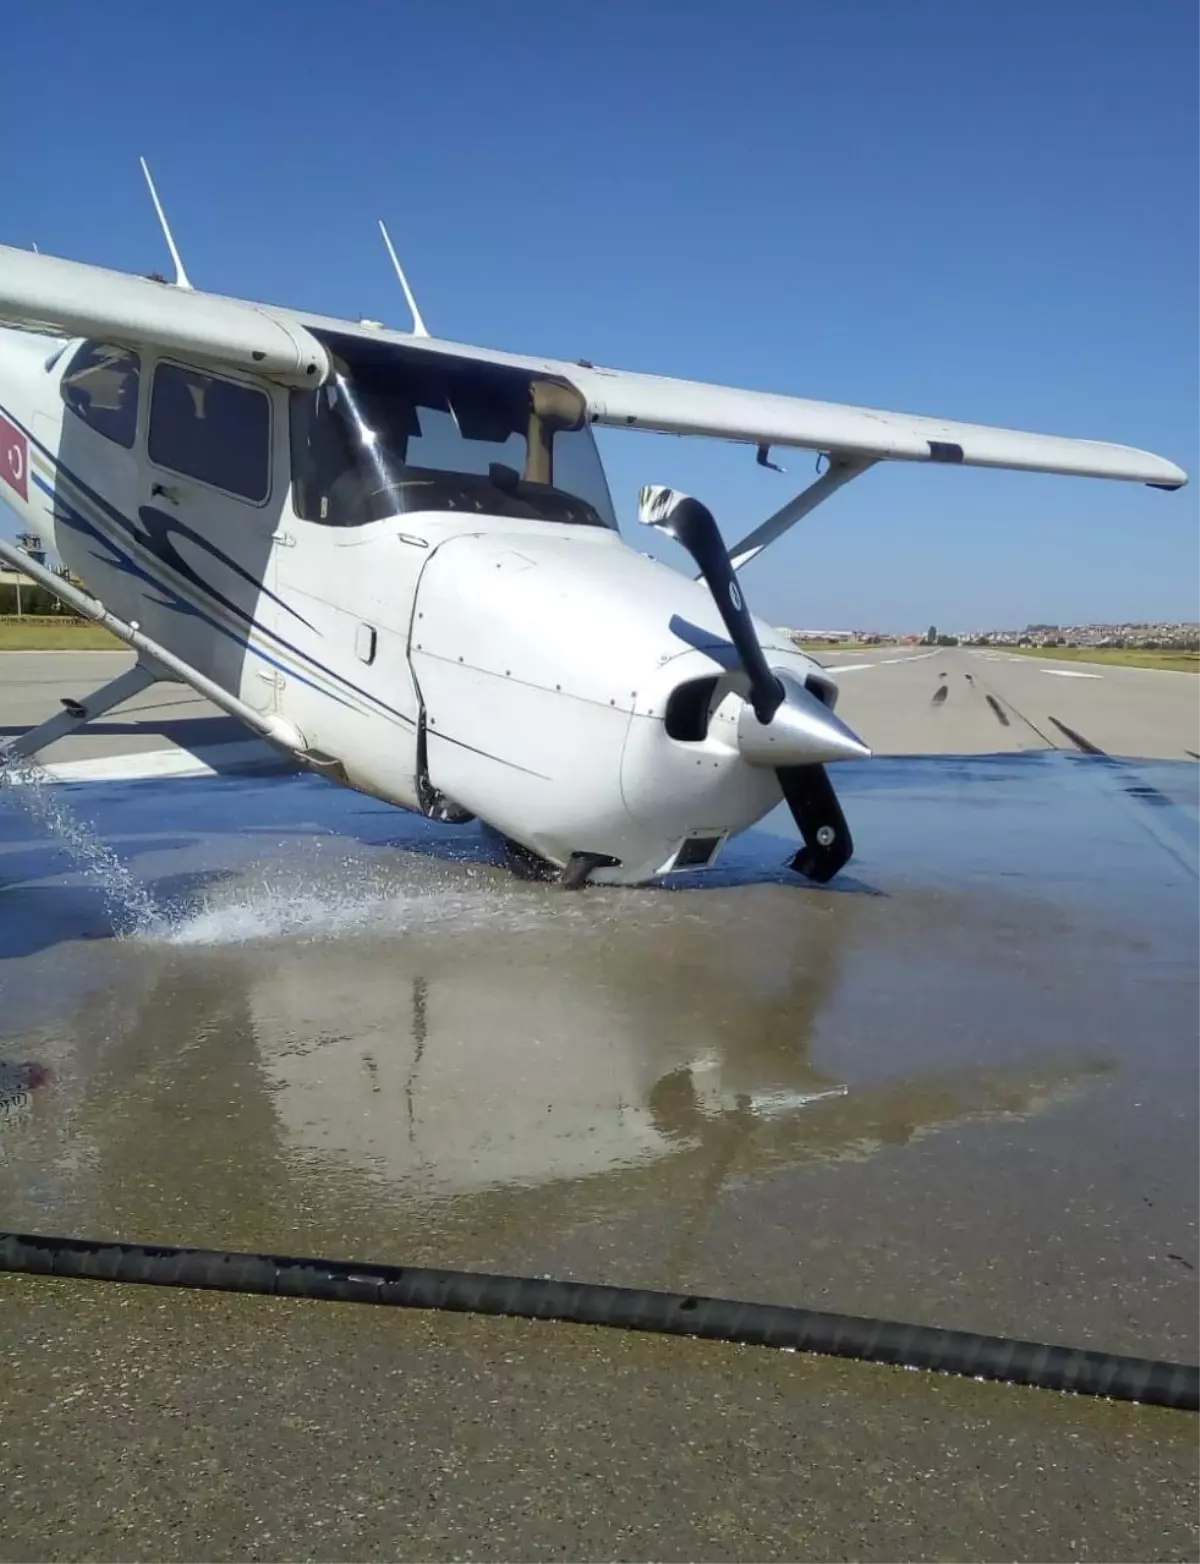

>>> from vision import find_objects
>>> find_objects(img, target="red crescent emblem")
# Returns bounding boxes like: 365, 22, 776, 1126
0, 414, 28, 502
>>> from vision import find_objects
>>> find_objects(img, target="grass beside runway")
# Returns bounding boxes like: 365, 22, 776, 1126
0, 617, 123, 651
791, 640, 901, 653
998, 646, 1199, 674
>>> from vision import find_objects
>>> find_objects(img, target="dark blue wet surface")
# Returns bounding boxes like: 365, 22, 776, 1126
1, 750, 1195, 944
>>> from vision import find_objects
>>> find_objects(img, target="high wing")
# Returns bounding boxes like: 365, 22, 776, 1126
0, 244, 329, 384
0, 242, 1185, 489
565, 362, 1187, 488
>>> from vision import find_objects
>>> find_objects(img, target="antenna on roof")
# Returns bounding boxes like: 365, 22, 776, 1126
139, 157, 193, 290
378, 220, 429, 337
31, 241, 38, 254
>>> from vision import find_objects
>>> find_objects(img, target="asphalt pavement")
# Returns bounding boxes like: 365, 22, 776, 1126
823, 645, 1199, 759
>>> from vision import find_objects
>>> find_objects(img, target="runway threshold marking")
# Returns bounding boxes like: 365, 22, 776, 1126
826, 650, 944, 675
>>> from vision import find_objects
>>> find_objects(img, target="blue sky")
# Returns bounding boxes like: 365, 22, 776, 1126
1, 0, 1195, 631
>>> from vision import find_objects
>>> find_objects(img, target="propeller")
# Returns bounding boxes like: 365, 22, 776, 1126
638, 486, 784, 724
639, 485, 869, 883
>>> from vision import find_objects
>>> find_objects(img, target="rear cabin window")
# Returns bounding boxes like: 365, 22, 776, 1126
60, 342, 140, 448
149, 363, 271, 503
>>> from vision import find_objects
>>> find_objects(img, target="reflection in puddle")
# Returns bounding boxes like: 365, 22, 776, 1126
19, 868, 1114, 1223
3, 753, 1188, 1264
0, 755, 1192, 1378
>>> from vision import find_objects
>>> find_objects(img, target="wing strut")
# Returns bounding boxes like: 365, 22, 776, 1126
725, 455, 875, 573
0, 535, 305, 758
1, 662, 163, 764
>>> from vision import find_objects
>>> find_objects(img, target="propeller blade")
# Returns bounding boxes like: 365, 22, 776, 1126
778, 764, 854, 883
640, 486, 783, 723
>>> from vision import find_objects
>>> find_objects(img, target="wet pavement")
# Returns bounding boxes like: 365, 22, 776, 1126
0, 752, 1196, 1560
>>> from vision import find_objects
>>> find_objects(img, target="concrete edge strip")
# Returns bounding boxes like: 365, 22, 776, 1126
17, 742, 293, 785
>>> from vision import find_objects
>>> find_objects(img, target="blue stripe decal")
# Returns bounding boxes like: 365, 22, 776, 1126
430, 727, 552, 781
32, 472, 352, 708
13, 400, 416, 728
136, 501, 318, 633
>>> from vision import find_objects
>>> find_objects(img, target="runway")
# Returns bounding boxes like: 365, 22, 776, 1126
3, 645, 1195, 780
0, 655, 1196, 1560
823, 645, 1199, 760
0, 652, 270, 776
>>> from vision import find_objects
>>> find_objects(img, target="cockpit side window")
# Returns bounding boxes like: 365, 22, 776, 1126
60, 341, 140, 448
289, 383, 367, 525
149, 363, 271, 503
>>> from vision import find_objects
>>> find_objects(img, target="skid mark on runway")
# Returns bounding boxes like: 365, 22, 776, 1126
968, 666, 1059, 750
1049, 717, 1104, 756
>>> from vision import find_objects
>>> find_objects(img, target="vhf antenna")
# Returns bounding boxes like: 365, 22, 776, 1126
139, 157, 193, 290
378, 219, 429, 337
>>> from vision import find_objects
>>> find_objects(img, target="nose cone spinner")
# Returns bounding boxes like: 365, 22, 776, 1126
737, 671, 871, 768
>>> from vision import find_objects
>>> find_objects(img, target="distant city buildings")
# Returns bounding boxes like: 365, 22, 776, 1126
960, 622, 1200, 650
782, 621, 1198, 651
784, 628, 888, 644
0, 532, 80, 613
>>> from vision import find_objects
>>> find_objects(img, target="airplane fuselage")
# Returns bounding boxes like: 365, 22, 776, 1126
0, 324, 836, 883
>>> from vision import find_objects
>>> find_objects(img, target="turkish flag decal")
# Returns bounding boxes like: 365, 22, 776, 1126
0, 414, 28, 502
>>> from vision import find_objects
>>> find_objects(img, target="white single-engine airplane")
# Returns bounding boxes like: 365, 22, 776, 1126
0, 169, 1187, 887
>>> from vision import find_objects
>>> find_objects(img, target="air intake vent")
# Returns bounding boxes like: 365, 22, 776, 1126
665, 676, 719, 741
673, 835, 722, 870
805, 671, 838, 709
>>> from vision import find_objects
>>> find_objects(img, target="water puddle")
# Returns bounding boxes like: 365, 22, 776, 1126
150, 877, 537, 948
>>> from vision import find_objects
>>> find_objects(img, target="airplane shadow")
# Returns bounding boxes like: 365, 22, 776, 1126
0, 835, 199, 890
0, 716, 250, 748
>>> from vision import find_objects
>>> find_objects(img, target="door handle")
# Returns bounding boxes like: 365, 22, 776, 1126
150, 482, 181, 506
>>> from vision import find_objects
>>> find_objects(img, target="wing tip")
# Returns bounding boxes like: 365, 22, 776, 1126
1144, 446, 1188, 488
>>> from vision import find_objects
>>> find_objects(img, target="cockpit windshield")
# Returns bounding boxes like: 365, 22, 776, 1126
289, 331, 617, 530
